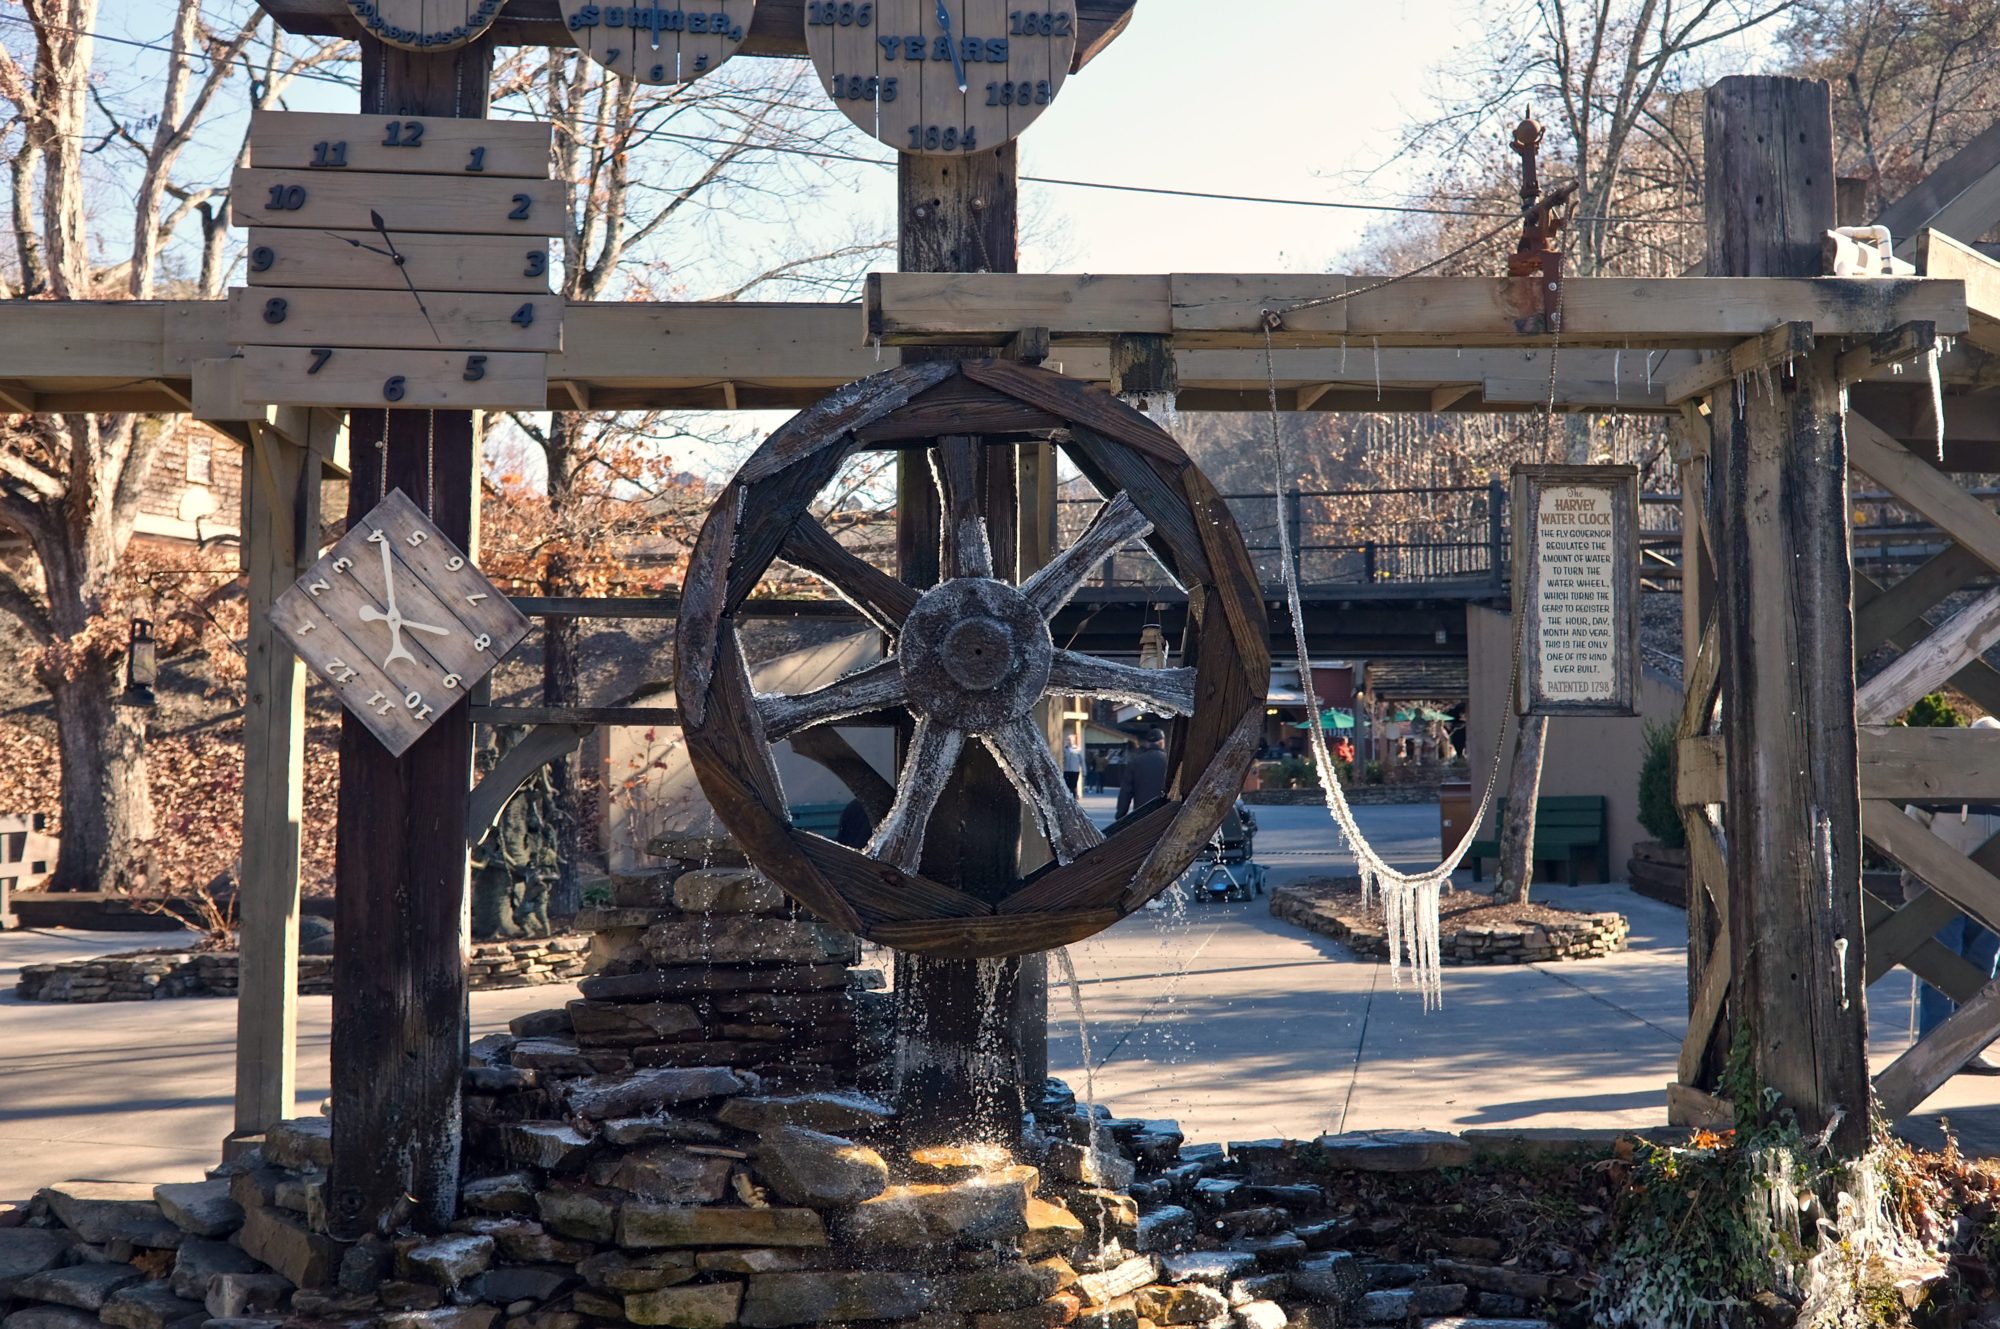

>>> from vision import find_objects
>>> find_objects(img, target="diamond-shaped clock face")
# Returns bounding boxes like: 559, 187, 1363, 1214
269, 488, 530, 756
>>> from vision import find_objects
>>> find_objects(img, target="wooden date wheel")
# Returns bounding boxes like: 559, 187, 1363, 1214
675, 360, 1270, 959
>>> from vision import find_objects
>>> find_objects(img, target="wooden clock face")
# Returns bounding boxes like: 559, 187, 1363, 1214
806, 0, 1077, 156
268, 489, 531, 756
558, 0, 757, 85
345, 0, 507, 51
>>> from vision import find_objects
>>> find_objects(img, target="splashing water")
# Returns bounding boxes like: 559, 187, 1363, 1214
1052, 946, 1107, 1175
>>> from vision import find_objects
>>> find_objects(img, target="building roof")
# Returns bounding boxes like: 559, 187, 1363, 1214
1363, 658, 1470, 702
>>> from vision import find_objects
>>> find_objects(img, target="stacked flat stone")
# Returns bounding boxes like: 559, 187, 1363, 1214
567, 867, 874, 1091
17, 939, 589, 1004
1269, 886, 1629, 965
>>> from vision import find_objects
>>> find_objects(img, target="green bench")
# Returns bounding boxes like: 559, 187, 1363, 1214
790, 802, 850, 838
1466, 795, 1609, 886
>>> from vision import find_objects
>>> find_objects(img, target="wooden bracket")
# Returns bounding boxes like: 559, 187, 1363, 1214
1837, 320, 1937, 384
1005, 327, 1052, 365
1662, 321, 1816, 405
558, 379, 592, 412
0, 381, 40, 415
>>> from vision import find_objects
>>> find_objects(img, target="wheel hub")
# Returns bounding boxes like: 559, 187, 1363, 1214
900, 578, 1053, 733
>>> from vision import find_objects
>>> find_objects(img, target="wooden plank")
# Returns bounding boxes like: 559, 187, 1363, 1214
1862, 885, 1986, 993
230, 167, 566, 235
249, 108, 550, 176
1661, 320, 1815, 404
1919, 229, 2000, 354
1879, 121, 2000, 253
1849, 411, 2000, 573
246, 229, 550, 294
1677, 811, 1732, 1089
1676, 735, 1726, 807
1876, 977, 2000, 1119
1855, 566, 2000, 718
1859, 726, 2000, 800
1836, 320, 1937, 383
1705, 74, 1868, 1157
1666, 1081, 1734, 1129
866, 273, 1969, 348
1854, 544, 1987, 654
1172, 274, 1348, 344
240, 346, 546, 410
870, 911, 1121, 960
229, 288, 560, 353
1863, 799, 2000, 934
466, 723, 590, 844
1856, 586, 2000, 723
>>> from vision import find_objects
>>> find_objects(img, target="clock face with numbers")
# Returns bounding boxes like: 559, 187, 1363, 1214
806, 0, 1077, 156
558, 0, 757, 85
268, 489, 531, 757
345, 0, 507, 51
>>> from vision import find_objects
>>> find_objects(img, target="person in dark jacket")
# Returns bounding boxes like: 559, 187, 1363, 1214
1117, 728, 1169, 818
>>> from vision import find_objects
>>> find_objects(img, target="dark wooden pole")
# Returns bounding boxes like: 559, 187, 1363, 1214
891, 145, 1049, 1142
1705, 74, 1870, 1156
328, 35, 493, 1238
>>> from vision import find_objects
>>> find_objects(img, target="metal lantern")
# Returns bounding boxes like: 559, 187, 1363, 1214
121, 619, 158, 709
1137, 607, 1169, 672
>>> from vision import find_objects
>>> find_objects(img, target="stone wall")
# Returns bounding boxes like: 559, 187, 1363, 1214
15, 936, 591, 1003
1271, 885, 1629, 965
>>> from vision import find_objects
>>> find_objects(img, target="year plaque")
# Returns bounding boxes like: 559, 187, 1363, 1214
1511, 464, 1639, 717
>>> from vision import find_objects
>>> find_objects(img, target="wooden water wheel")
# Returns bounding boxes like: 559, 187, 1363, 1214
675, 359, 1271, 959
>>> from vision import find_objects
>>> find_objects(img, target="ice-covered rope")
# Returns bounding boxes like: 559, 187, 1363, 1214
1259, 324, 1528, 1008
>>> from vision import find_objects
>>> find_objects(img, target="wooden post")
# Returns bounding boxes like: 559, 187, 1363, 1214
1705, 75, 1869, 1156
231, 418, 324, 1150
891, 145, 1048, 1142
328, 36, 492, 1238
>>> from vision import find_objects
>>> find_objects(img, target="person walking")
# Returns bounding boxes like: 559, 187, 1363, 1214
1063, 733, 1085, 797
1907, 714, 2000, 1072
1118, 728, 1169, 819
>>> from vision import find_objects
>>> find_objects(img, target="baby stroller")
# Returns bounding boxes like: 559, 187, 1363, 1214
1195, 800, 1266, 903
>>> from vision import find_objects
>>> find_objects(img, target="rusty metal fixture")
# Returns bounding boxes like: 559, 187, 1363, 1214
1507, 109, 1578, 335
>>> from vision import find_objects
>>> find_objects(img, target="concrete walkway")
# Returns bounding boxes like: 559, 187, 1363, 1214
4, 798, 1997, 1199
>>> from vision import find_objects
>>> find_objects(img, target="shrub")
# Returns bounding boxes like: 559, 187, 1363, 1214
1903, 691, 1965, 729
1637, 722, 1685, 850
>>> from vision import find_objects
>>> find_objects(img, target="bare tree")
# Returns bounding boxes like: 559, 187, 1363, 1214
492, 52, 888, 916
0, 0, 347, 889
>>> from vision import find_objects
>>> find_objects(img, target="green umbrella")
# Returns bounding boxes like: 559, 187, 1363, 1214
1292, 708, 1355, 731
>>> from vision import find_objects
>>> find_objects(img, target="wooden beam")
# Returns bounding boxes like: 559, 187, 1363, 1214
1919, 229, 2000, 355
1662, 320, 1815, 405
1678, 810, 1732, 1089
1864, 885, 1989, 994
1856, 586, 2000, 723
1705, 74, 1868, 1157
1848, 410, 2000, 573
1880, 120, 2000, 257
1689, 727, 2000, 803
1854, 566, 2000, 717
1430, 384, 1477, 411
1837, 321, 1938, 384
865, 273, 1969, 350
252, 0, 1140, 71
0, 381, 37, 414
1876, 977, 2000, 1119
1854, 544, 1987, 654
1864, 799, 2000, 934
231, 410, 323, 1151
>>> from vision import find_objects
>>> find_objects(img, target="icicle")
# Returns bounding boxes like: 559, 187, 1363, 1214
1928, 343, 1946, 461
1644, 350, 1657, 394
1372, 337, 1382, 402
1613, 348, 1622, 402
872, 335, 883, 364
1834, 937, 1850, 1009
1339, 337, 1347, 373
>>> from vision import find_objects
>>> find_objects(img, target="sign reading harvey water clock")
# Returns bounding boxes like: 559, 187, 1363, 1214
270, 490, 530, 756
228, 111, 564, 411
806, 0, 1077, 156
1511, 464, 1639, 717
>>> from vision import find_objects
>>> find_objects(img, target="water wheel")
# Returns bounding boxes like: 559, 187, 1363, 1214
675, 359, 1270, 959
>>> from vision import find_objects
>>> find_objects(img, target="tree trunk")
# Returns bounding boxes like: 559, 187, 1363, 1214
541, 412, 583, 920
45, 658, 152, 891
1491, 715, 1545, 905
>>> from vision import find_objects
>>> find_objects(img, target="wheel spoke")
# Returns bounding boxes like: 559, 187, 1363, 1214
780, 518, 919, 633
933, 437, 994, 580
867, 717, 964, 874
982, 717, 1105, 866
1021, 492, 1152, 617
1046, 651, 1197, 716
757, 658, 907, 741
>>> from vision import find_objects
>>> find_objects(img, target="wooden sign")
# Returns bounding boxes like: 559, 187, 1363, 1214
806, 0, 1076, 156
559, 0, 757, 84
344, 0, 508, 51
269, 489, 531, 756
1511, 465, 1640, 717
230, 111, 566, 411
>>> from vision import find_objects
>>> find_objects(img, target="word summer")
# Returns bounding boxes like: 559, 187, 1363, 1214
567, 6, 746, 39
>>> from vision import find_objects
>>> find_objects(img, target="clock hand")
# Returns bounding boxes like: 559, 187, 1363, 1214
326, 229, 396, 258
371, 210, 443, 345
375, 534, 401, 621
933, 0, 968, 93
400, 618, 451, 638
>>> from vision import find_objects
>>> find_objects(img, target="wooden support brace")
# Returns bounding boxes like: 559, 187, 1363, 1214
1004, 327, 1052, 365
1854, 567, 2000, 717
0, 381, 39, 414
1677, 811, 1732, 1088
559, 379, 592, 412
1863, 799, 2000, 934
1876, 976, 2000, 1119
1863, 885, 1989, 995
1856, 586, 2000, 723
1662, 321, 1815, 405
466, 723, 592, 845
1848, 411, 2000, 573
1854, 545, 1987, 656
1430, 385, 1478, 412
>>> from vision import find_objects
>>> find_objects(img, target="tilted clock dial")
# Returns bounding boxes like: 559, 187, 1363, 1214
806, 0, 1078, 156
268, 489, 531, 756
